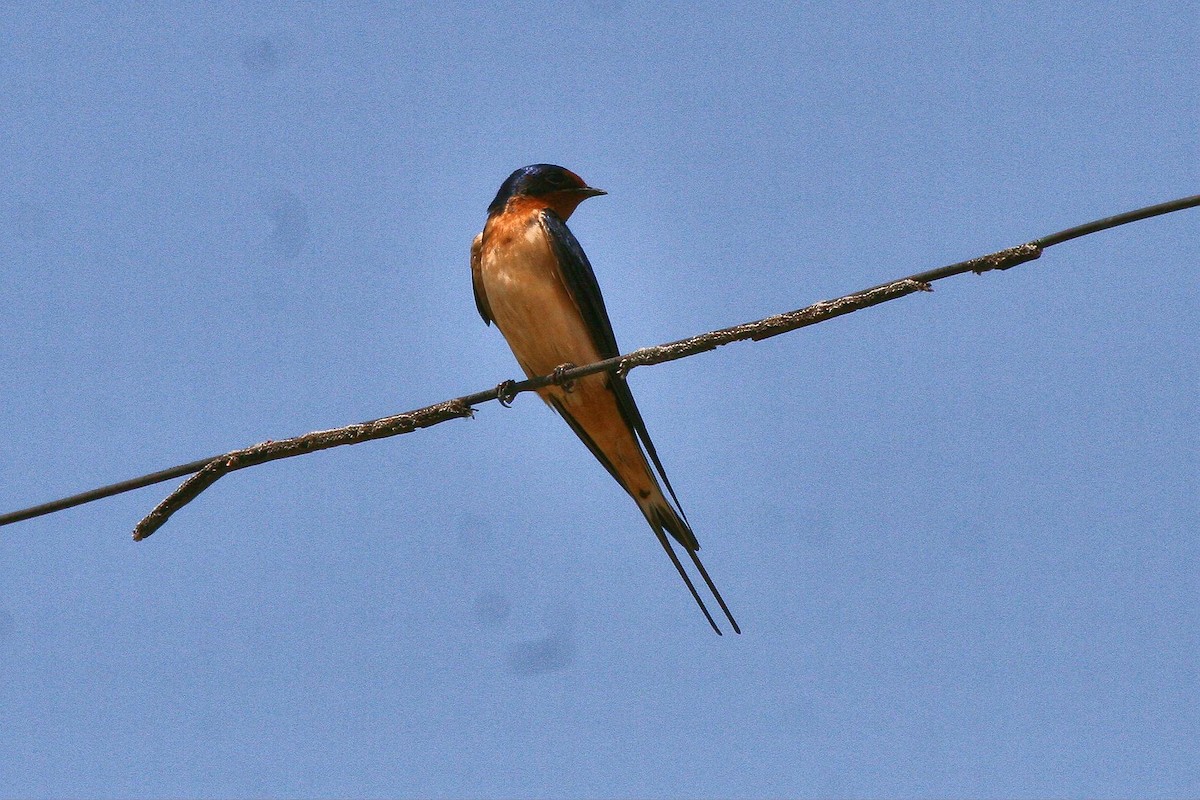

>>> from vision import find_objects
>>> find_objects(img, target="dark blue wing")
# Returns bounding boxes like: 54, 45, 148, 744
538, 210, 690, 523
539, 211, 620, 358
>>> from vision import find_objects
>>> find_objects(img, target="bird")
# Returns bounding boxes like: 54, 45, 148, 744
471, 164, 739, 635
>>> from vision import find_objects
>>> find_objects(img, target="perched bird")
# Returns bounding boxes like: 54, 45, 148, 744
471, 164, 739, 634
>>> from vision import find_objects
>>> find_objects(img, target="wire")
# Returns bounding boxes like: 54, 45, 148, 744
2, 193, 1197, 536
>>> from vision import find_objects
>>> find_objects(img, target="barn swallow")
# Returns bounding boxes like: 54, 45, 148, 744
472, 164, 739, 634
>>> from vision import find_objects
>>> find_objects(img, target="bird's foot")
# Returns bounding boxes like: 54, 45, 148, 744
552, 363, 578, 393
496, 380, 518, 407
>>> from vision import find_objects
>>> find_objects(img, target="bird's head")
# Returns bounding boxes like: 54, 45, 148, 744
487, 164, 606, 219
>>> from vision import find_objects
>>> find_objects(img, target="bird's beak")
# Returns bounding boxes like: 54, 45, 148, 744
577, 186, 607, 198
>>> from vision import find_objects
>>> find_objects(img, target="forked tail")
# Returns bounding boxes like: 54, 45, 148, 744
643, 500, 741, 635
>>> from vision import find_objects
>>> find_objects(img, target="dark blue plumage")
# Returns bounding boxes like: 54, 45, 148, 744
488, 164, 600, 215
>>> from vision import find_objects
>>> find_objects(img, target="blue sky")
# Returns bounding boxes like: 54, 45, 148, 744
2, 3, 1197, 798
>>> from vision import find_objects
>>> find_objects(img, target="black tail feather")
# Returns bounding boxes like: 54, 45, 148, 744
687, 547, 741, 635
650, 525, 722, 635
647, 503, 739, 635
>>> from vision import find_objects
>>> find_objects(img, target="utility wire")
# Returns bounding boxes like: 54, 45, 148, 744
1, 194, 1197, 538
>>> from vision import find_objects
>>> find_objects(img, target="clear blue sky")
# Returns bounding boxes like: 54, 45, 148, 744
2, 3, 1197, 798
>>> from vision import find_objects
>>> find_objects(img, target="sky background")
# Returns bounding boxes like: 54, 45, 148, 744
1, 3, 1197, 798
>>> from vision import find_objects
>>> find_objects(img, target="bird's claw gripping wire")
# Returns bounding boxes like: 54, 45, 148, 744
552, 363, 578, 393
496, 380, 518, 407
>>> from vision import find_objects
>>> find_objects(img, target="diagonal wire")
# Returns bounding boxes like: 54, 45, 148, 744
1, 194, 1196, 538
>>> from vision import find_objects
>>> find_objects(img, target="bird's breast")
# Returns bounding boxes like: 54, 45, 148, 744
480, 213, 603, 378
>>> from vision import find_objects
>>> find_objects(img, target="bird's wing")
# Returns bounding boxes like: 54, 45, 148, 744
470, 231, 493, 326
538, 210, 690, 523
